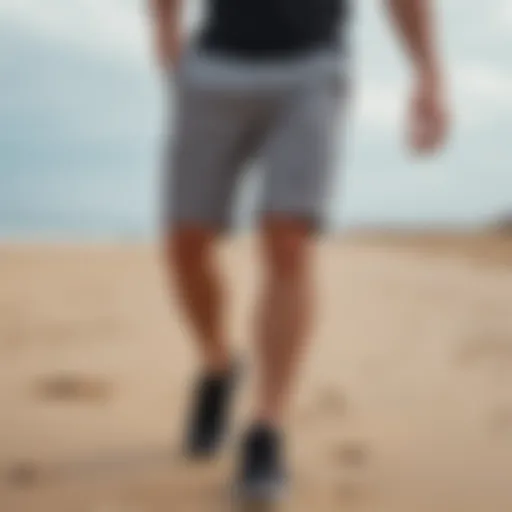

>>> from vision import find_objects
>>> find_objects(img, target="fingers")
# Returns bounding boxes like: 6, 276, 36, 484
410, 110, 445, 153
408, 95, 448, 154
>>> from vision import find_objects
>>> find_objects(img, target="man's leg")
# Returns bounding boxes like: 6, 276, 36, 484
164, 63, 270, 456
236, 71, 343, 500
166, 226, 230, 374
166, 78, 262, 377
166, 226, 242, 457
235, 218, 315, 500
255, 217, 314, 425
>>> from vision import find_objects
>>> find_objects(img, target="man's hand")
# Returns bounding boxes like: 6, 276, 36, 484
408, 71, 448, 154
387, 0, 449, 155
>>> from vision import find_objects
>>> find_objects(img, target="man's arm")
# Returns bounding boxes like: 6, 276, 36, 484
387, 0, 440, 81
386, 0, 448, 153
149, 0, 183, 70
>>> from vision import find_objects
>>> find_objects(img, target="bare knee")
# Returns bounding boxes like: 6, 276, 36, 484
261, 218, 313, 280
166, 227, 216, 277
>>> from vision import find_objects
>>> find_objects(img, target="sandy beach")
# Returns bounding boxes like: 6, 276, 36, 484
1, 233, 512, 511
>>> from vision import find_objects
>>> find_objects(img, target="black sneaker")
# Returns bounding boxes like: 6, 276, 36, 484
184, 363, 239, 458
235, 424, 288, 503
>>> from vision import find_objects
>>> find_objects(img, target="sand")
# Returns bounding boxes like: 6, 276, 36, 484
1, 233, 512, 512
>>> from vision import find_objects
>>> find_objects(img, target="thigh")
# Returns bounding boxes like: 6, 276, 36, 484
163, 82, 262, 231
260, 78, 346, 229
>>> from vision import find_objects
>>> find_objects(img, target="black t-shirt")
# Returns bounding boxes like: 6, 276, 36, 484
199, 0, 351, 59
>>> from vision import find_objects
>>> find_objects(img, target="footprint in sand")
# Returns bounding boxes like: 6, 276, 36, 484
91, 503, 145, 512
5, 462, 42, 488
299, 437, 371, 505
333, 441, 370, 469
336, 478, 370, 507
455, 333, 512, 368
236, 502, 279, 512
331, 440, 373, 507
489, 407, 512, 437
33, 374, 113, 403
298, 387, 348, 424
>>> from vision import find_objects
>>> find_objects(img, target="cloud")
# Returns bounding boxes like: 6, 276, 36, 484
0, 0, 149, 63
452, 63, 512, 130
355, 82, 404, 131
495, 0, 512, 29
0, 0, 204, 65
456, 65, 512, 104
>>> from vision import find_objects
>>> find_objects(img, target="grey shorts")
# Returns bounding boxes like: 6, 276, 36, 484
164, 46, 348, 231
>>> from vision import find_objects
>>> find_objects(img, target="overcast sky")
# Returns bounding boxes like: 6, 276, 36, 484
0, 0, 511, 237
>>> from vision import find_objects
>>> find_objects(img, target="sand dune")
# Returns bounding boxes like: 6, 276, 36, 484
1, 234, 512, 511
